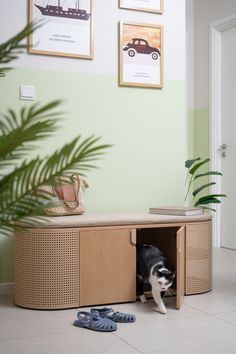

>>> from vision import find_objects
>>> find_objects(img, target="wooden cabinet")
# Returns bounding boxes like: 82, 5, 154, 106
79, 229, 136, 307
14, 216, 212, 310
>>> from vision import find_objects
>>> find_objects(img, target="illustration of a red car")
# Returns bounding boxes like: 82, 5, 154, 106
123, 38, 161, 60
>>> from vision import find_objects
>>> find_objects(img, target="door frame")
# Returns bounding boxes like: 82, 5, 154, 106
210, 13, 236, 248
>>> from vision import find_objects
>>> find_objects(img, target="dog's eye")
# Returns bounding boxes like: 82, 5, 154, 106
158, 281, 162, 285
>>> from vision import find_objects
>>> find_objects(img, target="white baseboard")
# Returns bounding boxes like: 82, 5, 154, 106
0, 282, 14, 296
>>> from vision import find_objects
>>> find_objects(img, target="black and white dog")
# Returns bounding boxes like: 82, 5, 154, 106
136, 244, 175, 314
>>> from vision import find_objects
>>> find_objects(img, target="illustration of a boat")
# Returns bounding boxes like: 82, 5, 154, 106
34, 1, 90, 21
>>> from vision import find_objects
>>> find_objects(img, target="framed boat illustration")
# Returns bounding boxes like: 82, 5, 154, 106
119, 0, 163, 14
119, 22, 163, 88
29, 0, 93, 59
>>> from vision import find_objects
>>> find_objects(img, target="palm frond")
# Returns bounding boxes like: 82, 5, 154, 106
0, 21, 42, 76
34, 135, 111, 182
0, 137, 112, 235
0, 100, 63, 164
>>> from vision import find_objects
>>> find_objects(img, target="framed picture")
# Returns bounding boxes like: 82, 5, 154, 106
119, 0, 163, 14
119, 22, 163, 89
29, 0, 93, 59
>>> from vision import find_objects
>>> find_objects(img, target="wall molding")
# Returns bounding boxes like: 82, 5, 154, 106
0, 282, 14, 296
210, 13, 236, 248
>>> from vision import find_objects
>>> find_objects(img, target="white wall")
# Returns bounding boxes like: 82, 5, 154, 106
186, 0, 194, 111
193, 0, 236, 109
0, 0, 185, 80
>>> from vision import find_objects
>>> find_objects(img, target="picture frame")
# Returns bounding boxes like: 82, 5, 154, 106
29, 0, 93, 59
119, 0, 163, 14
119, 21, 163, 89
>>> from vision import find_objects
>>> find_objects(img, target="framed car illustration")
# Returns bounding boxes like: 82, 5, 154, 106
119, 22, 163, 88
119, 0, 163, 14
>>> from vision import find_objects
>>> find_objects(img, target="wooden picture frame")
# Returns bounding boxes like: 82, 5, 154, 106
119, 21, 163, 89
29, 0, 93, 59
119, 0, 163, 14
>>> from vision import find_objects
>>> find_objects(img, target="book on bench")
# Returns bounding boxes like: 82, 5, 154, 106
149, 206, 204, 216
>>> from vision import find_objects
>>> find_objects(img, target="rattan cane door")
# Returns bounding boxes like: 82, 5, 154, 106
185, 221, 212, 295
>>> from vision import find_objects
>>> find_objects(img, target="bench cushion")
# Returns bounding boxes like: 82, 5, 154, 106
28, 212, 212, 229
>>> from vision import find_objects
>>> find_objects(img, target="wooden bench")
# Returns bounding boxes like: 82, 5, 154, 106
14, 212, 212, 309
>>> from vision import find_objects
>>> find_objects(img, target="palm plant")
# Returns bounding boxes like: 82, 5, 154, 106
0, 23, 111, 236
185, 157, 226, 212
0, 22, 41, 77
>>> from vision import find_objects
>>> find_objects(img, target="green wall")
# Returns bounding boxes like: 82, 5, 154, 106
188, 107, 210, 203
0, 68, 186, 283
189, 108, 209, 159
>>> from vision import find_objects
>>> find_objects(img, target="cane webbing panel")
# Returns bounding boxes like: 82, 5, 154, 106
185, 223, 212, 295
15, 228, 80, 309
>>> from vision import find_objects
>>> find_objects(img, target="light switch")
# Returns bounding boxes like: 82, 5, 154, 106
19, 85, 36, 101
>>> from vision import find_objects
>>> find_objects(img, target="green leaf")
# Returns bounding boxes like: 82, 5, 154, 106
192, 182, 216, 197
189, 158, 210, 175
0, 21, 42, 77
197, 194, 227, 202
195, 198, 221, 206
202, 206, 217, 212
194, 193, 226, 207
185, 157, 201, 169
0, 100, 62, 164
194, 171, 223, 180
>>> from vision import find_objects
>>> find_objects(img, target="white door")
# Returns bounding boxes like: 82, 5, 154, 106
221, 25, 236, 250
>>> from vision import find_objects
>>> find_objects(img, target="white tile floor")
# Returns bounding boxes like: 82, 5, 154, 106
0, 247, 236, 354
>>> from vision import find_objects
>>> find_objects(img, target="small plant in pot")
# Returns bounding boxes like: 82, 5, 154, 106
185, 157, 226, 212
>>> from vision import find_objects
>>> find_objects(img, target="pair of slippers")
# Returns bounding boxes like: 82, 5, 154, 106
74, 307, 136, 332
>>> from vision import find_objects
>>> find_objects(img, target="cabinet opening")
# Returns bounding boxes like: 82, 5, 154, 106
136, 227, 183, 305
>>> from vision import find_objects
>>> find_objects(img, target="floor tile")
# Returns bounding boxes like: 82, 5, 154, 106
115, 316, 236, 354
184, 277, 236, 314
0, 331, 140, 354
1, 247, 236, 354
212, 310, 236, 326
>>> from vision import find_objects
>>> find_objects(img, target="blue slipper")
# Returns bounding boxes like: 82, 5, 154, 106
91, 307, 136, 323
74, 311, 117, 332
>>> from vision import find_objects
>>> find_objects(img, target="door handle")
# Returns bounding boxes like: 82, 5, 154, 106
218, 143, 227, 151
130, 230, 136, 246
218, 143, 227, 157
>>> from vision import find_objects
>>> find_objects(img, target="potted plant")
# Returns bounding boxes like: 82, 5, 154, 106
0, 23, 111, 236
185, 157, 226, 212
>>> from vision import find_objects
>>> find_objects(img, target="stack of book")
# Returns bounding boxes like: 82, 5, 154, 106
149, 206, 204, 216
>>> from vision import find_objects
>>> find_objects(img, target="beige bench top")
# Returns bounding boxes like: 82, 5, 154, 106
28, 212, 212, 229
